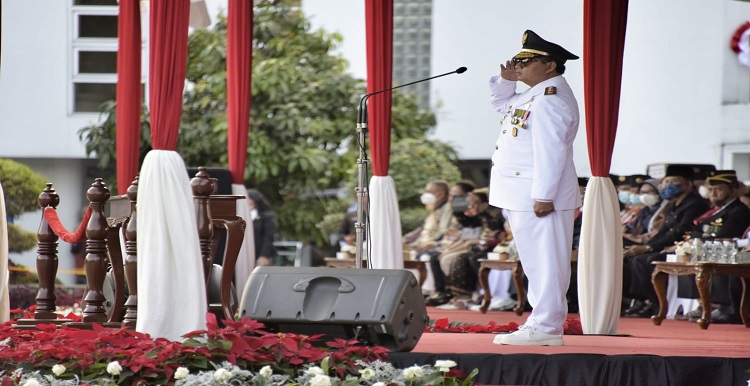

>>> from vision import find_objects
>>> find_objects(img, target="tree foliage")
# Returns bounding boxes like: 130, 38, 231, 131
0, 158, 49, 254
77, 0, 461, 243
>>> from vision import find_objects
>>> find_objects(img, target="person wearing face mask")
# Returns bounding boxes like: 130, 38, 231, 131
622, 165, 709, 318
424, 181, 479, 306
402, 180, 454, 256
614, 175, 631, 212
674, 170, 750, 324
438, 190, 505, 310
622, 178, 665, 246
620, 174, 650, 227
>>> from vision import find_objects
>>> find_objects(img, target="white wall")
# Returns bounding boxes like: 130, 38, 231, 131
429, 0, 586, 170
0, 0, 99, 159
302, 0, 750, 178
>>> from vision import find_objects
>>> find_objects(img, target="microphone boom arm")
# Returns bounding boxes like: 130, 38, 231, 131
352, 67, 467, 268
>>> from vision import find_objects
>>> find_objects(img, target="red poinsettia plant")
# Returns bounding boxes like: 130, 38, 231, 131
0, 312, 390, 385
426, 316, 583, 335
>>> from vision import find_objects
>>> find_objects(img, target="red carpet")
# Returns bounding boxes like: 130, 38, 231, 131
385, 308, 750, 384
417, 308, 750, 358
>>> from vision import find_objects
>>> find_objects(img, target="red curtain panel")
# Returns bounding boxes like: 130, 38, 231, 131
149, 0, 191, 150
226, 0, 253, 184
116, 0, 142, 194
583, 0, 629, 176
365, 0, 393, 177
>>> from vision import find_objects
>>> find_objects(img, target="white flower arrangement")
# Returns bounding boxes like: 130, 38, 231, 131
174, 367, 190, 380
51, 364, 66, 377
170, 358, 477, 386
106, 361, 122, 376
675, 241, 693, 257
493, 240, 518, 259
340, 244, 357, 255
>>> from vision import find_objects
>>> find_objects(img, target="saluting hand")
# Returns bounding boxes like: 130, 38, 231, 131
533, 201, 554, 217
500, 60, 518, 81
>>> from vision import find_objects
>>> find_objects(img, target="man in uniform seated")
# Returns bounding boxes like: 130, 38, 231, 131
622, 165, 709, 317
676, 170, 750, 323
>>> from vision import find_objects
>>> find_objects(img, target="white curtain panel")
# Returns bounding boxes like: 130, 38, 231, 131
0, 183, 10, 323
368, 176, 403, 269
136, 150, 207, 341
231, 183, 255, 296
577, 176, 623, 335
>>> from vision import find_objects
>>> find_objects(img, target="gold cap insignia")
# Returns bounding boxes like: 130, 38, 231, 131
522, 32, 528, 45
544, 86, 557, 95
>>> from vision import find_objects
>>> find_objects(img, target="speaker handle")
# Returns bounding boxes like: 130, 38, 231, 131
292, 276, 355, 293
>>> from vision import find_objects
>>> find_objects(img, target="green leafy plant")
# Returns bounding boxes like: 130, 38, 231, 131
76, 0, 455, 244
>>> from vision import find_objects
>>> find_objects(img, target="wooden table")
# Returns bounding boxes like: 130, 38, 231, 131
651, 261, 750, 329
477, 256, 578, 316
323, 258, 427, 287
477, 259, 526, 315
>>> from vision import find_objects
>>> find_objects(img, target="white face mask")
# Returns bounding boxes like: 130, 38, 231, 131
698, 185, 709, 199
420, 192, 437, 206
639, 193, 660, 207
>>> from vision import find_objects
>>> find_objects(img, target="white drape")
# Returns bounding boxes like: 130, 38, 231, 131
738, 26, 750, 68
577, 177, 623, 334
231, 183, 255, 295
368, 176, 403, 269
0, 183, 10, 323
136, 150, 207, 341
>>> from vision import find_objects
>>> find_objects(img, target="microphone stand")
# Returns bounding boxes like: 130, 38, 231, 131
354, 103, 369, 269
353, 67, 467, 269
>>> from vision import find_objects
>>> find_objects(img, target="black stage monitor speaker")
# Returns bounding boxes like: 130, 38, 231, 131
239, 266, 428, 352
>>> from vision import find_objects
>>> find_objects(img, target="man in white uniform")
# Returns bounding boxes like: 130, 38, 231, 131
489, 30, 581, 346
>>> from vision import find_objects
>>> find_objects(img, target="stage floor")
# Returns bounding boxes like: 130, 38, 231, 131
414, 308, 750, 358
387, 308, 750, 385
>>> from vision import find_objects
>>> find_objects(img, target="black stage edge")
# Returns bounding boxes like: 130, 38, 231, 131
387, 353, 750, 386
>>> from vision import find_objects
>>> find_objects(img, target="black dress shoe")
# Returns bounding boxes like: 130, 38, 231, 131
425, 292, 452, 306
710, 309, 742, 324
624, 301, 657, 318
623, 300, 646, 316
636, 302, 659, 317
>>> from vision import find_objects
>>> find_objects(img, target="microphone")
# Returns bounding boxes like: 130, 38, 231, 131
357, 66, 467, 127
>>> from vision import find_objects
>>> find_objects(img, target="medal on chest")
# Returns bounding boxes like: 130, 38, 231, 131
501, 98, 533, 137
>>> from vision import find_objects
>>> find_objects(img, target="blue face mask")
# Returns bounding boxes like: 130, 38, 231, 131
629, 193, 642, 205
659, 183, 683, 200
618, 191, 631, 204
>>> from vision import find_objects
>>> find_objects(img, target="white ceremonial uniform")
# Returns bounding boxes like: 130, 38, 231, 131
488, 74, 581, 335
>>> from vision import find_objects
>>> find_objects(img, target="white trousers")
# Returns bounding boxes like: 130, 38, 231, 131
504, 209, 575, 335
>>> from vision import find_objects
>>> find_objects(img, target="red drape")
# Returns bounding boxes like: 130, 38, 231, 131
364, 0, 393, 177
226, 0, 253, 184
583, 0, 629, 176
116, 0, 142, 194
149, 0, 191, 150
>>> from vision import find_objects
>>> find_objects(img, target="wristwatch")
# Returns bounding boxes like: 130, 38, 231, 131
645, 245, 653, 252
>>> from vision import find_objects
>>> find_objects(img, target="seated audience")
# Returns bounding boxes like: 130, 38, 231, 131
438, 190, 504, 309
622, 178, 665, 246
402, 180, 454, 254
621, 174, 650, 227
622, 165, 709, 318
676, 170, 750, 323
424, 181, 479, 306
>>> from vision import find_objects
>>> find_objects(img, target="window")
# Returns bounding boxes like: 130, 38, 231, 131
78, 15, 118, 38
75, 0, 117, 5
74, 83, 117, 112
78, 51, 117, 74
71, 0, 120, 114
